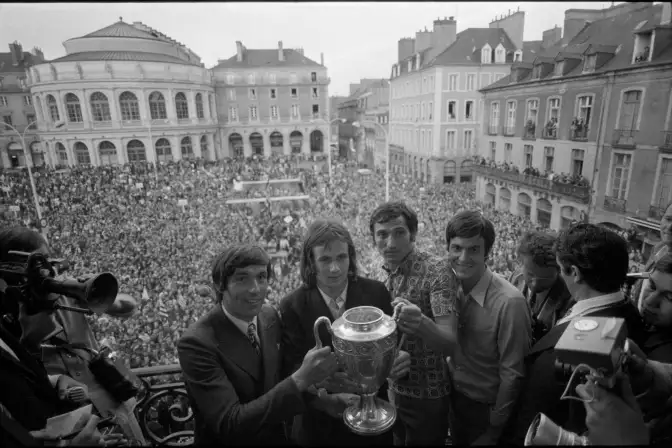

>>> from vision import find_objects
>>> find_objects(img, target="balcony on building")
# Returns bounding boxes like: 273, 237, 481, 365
472, 165, 591, 204
660, 131, 672, 152
503, 125, 515, 137
542, 120, 558, 139
649, 204, 666, 220
522, 121, 536, 140
612, 129, 638, 149
488, 124, 499, 136
570, 119, 588, 141
603, 195, 627, 213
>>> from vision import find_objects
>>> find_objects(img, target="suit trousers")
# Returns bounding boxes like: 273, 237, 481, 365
388, 389, 450, 446
448, 389, 491, 445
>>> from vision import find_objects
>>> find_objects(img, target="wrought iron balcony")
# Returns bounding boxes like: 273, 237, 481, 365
603, 195, 627, 213
488, 124, 499, 135
472, 165, 590, 204
522, 125, 536, 140
661, 131, 672, 151
649, 204, 666, 220
131, 364, 194, 446
542, 127, 558, 139
612, 129, 638, 149
570, 127, 589, 141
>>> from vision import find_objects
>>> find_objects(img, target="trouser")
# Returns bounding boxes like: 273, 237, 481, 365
387, 389, 451, 446
448, 389, 491, 445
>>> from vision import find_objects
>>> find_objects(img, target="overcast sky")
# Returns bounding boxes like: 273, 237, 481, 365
1, 2, 617, 96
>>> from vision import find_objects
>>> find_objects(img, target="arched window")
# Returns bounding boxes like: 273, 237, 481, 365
98, 141, 117, 166
90, 92, 111, 122
126, 139, 147, 162
56, 142, 68, 165
181, 136, 194, 158
195, 93, 204, 119
46, 94, 60, 122
74, 142, 91, 165
155, 138, 173, 162
119, 91, 140, 121
200, 135, 208, 156
149, 91, 167, 119
175, 92, 189, 120
65, 93, 83, 123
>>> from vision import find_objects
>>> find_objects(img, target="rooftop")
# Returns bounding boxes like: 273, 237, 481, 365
0, 51, 40, 74
49, 51, 197, 65
430, 28, 517, 66
213, 49, 321, 69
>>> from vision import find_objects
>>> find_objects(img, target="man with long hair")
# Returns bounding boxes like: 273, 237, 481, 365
280, 218, 410, 446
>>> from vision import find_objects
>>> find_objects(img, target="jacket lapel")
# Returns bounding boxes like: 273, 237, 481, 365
211, 306, 261, 381
257, 305, 279, 393
344, 280, 365, 311
529, 322, 570, 357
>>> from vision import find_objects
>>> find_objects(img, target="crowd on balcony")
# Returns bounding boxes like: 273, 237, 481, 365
474, 156, 591, 188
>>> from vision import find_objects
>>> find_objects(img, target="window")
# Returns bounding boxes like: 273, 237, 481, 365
448, 74, 458, 91
655, 158, 672, 208
312, 104, 319, 118
429, 75, 434, 92
464, 130, 473, 152
200, 135, 209, 156
229, 106, 238, 121
227, 89, 236, 101
291, 104, 299, 118
23, 95, 32, 106
74, 142, 91, 165
572, 149, 585, 176
291, 88, 298, 98
524, 145, 533, 167
610, 153, 632, 199
312, 87, 319, 99
247, 73, 255, 84
505, 100, 517, 132
175, 92, 189, 120
226, 74, 235, 84
56, 142, 68, 164
65, 93, 83, 123
505, 143, 513, 162
269, 73, 277, 84
46, 95, 60, 122
544, 146, 555, 172
583, 55, 597, 73
465, 101, 474, 120
428, 101, 433, 120
155, 138, 173, 162
547, 98, 560, 123
311, 72, 317, 82
490, 102, 500, 125
26, 114, 35, 124
119, 91, 140, 121
514, 50, 523, 62
0, 96, 7, 107
554, 62, 564, 77
195, 93, 204, 119
577, 95, 593, 127
270, 88, 277, 99
181, 136, 194, 158
495, 46, 505, 63
149, 92, 167, 119
446, 130, 456, 150
619, 90, 642, 130
90, 92, 111, 122
250, 106, 258, 120
532, 65, 542, 80
490, 141, 496, 160
421, 103, 426, 120
247, 88, 257, 101
466, 74, 475, 91
2, 115, 12, 126
481, 45, 492, 64
526, 99, 539, 125
448, 101, 456, 119
271, 105, 278, 119
126, 140, 147, 162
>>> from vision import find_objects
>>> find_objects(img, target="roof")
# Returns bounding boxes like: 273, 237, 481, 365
481, 3, 667, 91
49, 51, 199, 66
79, 21, 161, 40
213, 49, 321, 69
430, 28, 517, 66
346, 78, 387, 100
523, 41, 544, 61
0, 51, 40, 74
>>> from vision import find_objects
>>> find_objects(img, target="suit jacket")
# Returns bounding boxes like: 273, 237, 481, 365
502, 298, 646, 444
177, 303, 305, 446
279, 277, 394, 447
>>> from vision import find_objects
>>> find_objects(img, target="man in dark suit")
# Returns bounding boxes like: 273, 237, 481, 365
280, 218, 410, 447
178, 244, 339, 446
503, 223, 647, 444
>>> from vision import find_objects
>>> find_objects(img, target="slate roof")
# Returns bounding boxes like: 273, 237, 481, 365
522, 41, 544, 61
49, 51, 199, 66
79, 21, 161, 40
213, 49, 321, 69
430, 28, 517, 66
0, 51, 40, 74
482, 3, 668, 91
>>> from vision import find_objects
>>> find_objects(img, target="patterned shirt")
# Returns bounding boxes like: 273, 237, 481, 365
376, 249, 459, 399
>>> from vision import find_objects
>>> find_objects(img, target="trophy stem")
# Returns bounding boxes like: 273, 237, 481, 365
343, 393, 396, 436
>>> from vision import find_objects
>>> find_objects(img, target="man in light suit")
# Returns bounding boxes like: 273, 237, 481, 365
178, 244, 339, 446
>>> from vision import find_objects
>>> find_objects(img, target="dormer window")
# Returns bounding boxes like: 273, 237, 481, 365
514, 50, 523, 62
633, 31, 652, 64
481, 44, 492, 64
532, 65, 542, 79
554, 61, 564, 77
583, 55, 596, 73
495, 44, 506, 63
415, 54, 420, 70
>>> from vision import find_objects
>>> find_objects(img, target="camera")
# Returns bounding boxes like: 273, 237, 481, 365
0, 250, 118, 316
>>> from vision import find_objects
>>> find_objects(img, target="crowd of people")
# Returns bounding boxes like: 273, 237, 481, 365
474, 155, 591, 188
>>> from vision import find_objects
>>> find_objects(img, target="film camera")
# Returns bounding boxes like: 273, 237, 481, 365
525, 317, 630, 446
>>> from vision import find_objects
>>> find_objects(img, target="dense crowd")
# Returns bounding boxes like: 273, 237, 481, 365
0, 154, 640, 370
474, 155, 591, 187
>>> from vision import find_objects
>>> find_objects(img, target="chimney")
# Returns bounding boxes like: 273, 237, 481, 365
432, 16, 457, 51
236, 41, 244, 62
663, 2, 671, 26
297, 48, 304, 56
278, 41, 284, 61
31, 47, 44, 62
414, 28, 433, 53
398, 37, 415, 62
489, 10, 525, 50
542, 25, 563, 48
9, 41, 23, 66
320, 52, 324, 66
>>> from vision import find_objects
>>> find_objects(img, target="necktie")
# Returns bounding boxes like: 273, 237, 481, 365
247, 322, 260, 355
329, 296, 343, 319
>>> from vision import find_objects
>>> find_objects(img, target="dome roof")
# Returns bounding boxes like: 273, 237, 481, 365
81, 21, 162, 40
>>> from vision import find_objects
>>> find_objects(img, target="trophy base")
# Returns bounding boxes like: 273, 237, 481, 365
343, 395, 396, 436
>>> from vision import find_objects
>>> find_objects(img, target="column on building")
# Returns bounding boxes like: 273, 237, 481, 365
263, 131, 272, 157
193, 134, 203, 159
283, 129, 291, 155
114, 138, 126, 165
86, 139, 99, 166
166, 89, 177, 124
78, 89, 92, 129
243, 132, 252, 157
188, 91, 197, 124
302, 128, 311, 155
169, 135, 181, 161
207, 133, 216, 160
144, 132, 156, 164
108, 89, 122, 129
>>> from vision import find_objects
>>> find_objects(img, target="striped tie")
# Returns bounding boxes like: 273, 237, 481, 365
247, 322, 260, 355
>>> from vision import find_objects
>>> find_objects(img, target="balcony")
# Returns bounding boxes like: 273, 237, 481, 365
649, 204, 666, 220
472, 165, 590, 203
503, 126, 515, 136
660, 131, 672, 152
542, 126, 558, 140
488, 125, 499, 135
612, 129, 638, 149
570, 127, 589, 141
522, 123, 536, 140
603, 195, 627, 213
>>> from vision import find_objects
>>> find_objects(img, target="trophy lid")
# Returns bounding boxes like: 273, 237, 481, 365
332, 306, 396, 342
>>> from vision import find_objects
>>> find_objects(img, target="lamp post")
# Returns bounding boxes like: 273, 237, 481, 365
353, 120, 390, 202
1, 120, 43, 229
310, 117, 346, 183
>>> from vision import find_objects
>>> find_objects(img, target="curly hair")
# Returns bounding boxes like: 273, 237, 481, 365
554, 223, 628, 294
517, 231, 559, 269
300, 218, 358, 288
211, 244, 273, 303
368, 201, 418, 243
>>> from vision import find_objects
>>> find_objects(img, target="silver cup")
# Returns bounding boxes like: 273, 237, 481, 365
313, 306, 398, 436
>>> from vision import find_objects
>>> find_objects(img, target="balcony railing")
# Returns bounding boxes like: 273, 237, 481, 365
131, 364, 194, 446
522, 125, 536, 140
488, 125, 499, 135
603, 195, 627, 213
661, 131, 672, 151
503, 126, 515, 136
612, 129, 638, 148
570, 127, 589, 141
542, 127, 558, 139
649, 204, 666, 220
472, 165, 590, 203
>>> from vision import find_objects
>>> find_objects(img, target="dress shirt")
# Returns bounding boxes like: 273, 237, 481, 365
317, 282, 348, 319
556, 291, 626, 326
221, 302, 259, 344
450, 267, 533, 429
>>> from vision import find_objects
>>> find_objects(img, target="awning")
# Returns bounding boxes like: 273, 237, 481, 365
626, 216, 660, 232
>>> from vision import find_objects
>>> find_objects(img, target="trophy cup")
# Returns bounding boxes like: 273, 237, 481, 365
313, 305, 398, 436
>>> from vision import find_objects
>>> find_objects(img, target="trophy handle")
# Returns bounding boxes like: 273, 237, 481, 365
313, 316, 333, 349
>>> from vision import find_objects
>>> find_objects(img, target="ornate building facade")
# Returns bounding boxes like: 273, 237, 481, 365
27, 20, 218, 167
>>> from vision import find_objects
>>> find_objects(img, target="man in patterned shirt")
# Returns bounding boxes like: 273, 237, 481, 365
369, 201, 459, 446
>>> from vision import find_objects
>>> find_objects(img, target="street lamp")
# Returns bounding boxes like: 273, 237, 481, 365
309, 117, 346, 183
352, 120, 390, 202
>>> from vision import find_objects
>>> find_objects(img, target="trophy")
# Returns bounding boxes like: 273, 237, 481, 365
313, 306, 398, 435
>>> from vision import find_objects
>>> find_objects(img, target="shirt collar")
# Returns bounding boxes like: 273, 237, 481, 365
558, 291, 625, 325
467, 268, 493, 307
317, 282, 348, 305
221, 302, 258, 336
382, 249, 416, 275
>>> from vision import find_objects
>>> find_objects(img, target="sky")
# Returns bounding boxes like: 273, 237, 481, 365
0, 1, 619, 96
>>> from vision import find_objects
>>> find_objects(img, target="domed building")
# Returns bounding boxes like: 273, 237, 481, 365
27, 19, 218, 167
